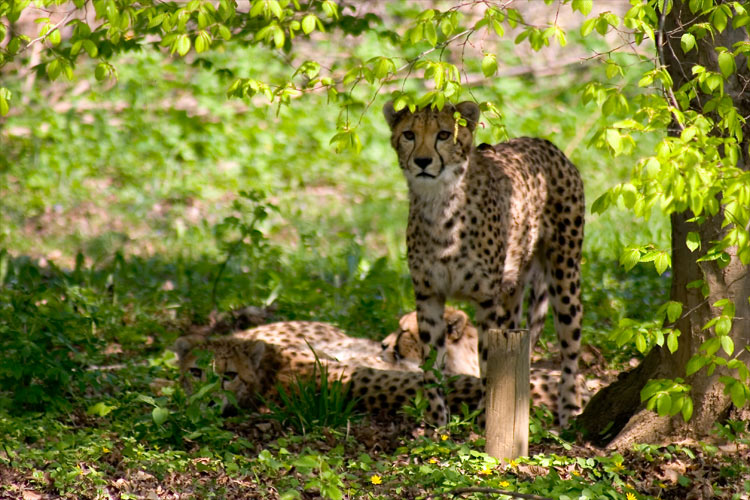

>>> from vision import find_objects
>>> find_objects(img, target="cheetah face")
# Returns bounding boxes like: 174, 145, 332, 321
380, 307, 479, 377
383, 101, 479, 193
172, 335, 267, 414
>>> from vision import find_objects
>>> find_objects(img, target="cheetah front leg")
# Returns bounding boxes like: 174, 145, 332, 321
414, 294, 448, 369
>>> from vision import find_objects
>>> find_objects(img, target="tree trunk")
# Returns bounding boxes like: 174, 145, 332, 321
579, 1, 750, 448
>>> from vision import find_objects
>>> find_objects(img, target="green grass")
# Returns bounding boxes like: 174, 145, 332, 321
0, 31, 688, 499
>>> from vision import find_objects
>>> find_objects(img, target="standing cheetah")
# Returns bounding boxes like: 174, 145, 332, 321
384, 101, 585, 426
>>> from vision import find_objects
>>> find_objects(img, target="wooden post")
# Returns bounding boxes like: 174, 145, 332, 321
484, 328, 530, 460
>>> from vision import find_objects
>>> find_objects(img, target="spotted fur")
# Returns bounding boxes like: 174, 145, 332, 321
384, 101, 585, 426
172, 328, 448, 425
380, 306, 478, 377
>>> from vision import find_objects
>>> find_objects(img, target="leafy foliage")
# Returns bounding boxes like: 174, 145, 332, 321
263, 350, 360, 434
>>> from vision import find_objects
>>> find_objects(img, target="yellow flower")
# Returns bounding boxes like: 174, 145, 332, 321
479, 467, 493, 475
499, 480, 510, 488
101, 447, 110, 454
626, 493, 637, 500
370, 475, 382, 485
429, 458, 438, 464
440, 434, 449, 441
571, 470, 580, 476
507, 459, 518, 468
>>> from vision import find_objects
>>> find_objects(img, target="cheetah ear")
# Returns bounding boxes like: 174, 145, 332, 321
171, 335, 203, 359
248, 341, 266, 369
445, 308, 469, 341
398, 311, 418, 333
383, 100, 407, 130
455, 101, 480, 132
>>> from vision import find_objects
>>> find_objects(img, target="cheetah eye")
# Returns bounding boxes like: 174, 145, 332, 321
402, 131, 415, 141
222, 371, 238, 381
189, 367, 203, 378
437, 130, 452, 141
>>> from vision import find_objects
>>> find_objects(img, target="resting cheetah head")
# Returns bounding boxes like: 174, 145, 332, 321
172, 335, 267, 413
380, 307, 479, 377
383, 101, 480, 193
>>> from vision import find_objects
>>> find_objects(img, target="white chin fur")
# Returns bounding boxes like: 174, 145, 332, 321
406, 161, 466, 195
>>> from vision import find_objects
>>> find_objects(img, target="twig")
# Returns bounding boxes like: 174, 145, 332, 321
24, 8, 77, 51
432, 486, 553, 500
395, 29, 474, 74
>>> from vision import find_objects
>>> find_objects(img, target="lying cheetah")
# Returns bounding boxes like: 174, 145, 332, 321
384, 101, 585, 426
172, 332, 449, 425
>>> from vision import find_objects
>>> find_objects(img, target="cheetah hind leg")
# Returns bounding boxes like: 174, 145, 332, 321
526, 260, 549, 349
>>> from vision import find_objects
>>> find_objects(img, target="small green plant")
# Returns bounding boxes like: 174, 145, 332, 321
132, 351, 237, 448
713, 419, 749, 453
401, 387, 430, 423
529, 405, 572, 450
445, 402, 482, 436
0, 256, 105, 412
264, 349, 359, 434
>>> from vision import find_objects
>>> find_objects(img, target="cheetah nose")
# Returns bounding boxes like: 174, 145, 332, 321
414, 157, 433, 169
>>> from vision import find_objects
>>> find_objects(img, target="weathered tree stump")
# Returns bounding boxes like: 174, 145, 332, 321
484, 328, 530, 460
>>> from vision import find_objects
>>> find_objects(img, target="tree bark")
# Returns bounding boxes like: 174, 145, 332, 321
579, 1, 750, 448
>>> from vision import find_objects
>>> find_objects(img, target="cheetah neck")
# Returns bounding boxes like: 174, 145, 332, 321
409, 181, 466, 227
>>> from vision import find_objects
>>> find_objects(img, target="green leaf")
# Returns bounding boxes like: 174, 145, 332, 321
667, 329, 680, 354
715, 316, 732, 336
481, 53, 497, 77
666, 301, 682, 323
712, 7, 728, 32
302, 14, 316, 35
95, 63, 108, 81
686, 232, 700, 252
491, 19, 503, 37
580, 18, 596, 37
720, 335, 734, 355
718, 51, 735, 78
424, 21, 437, 46
87, 401, 117, 417
635, 333, 647, 353
680, 33, 695, 53
82, 39, 98, 57
273, 27, 285, 48
152, 406, 169, 425
591, 192, 610, 214
729, 381, 747, 408
681, 396, 693, 421
218, 25, 232, 40
620, 247, 641, 271
572, 0, 593, 16
605, 128, 623, 155
46, 59, 61, 80
656, 393, 671, 416
48, 28, 61, 45
640, 380, 661, 401
195, 31, 210, 53
0, 91, 8, 116
654, 252, 670, 275
686, 355, 707, 376
176, 34, 191, 56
